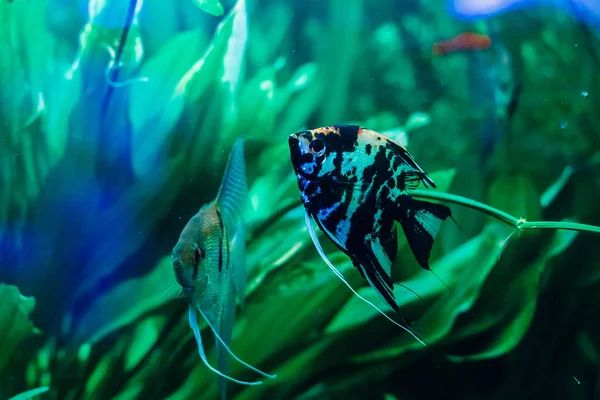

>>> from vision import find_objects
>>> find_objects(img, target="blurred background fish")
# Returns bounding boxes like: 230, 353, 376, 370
432, 32, 492, 55
434, 24, 522, 166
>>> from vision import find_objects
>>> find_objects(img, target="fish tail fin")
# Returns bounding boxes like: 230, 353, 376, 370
395, 195, 451, 270
215, 138, 252, 230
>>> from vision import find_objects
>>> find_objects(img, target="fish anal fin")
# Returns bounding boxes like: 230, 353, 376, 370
350, 225, 400, 314
352, 257, 400, 314
396, 195, 451, 270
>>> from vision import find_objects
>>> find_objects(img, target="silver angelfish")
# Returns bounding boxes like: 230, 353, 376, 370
171, 138, 276, 399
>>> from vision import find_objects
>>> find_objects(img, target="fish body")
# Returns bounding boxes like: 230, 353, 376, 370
432, 32, 492, 55
288, 125, 451, 313
171, 138, 254, 398
466, 25, 522, 165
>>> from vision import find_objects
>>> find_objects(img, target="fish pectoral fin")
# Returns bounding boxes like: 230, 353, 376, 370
395, 195, 451, 270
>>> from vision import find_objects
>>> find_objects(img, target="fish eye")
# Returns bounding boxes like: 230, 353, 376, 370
309, 139, 325, 155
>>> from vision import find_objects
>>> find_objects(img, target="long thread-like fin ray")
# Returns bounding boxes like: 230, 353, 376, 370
394, 283, 424, 302
188, 307, 264, 386
428, 267, 459, 302
197, 306, 277, 379
305, 211, 427, 347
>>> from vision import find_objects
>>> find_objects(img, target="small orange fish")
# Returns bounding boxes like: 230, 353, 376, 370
432, 32, 492, 56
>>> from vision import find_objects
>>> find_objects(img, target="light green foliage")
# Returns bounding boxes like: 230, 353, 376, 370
8, 387, 49, 400
193, 0, 225, 17
1, 0, 600, 399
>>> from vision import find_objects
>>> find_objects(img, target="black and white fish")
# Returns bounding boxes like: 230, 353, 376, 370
288, 125, 451, 341
171, 139, 275, 399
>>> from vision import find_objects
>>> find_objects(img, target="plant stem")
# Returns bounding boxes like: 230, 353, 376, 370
410, 190, 518, 226
519, 221, 600, 234
410, 189, 600, 236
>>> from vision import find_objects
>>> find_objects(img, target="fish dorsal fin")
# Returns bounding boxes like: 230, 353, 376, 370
215, 138, 251, 231
386, 140, 436, 188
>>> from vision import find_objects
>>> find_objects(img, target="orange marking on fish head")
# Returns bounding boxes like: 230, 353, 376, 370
309, 126, 339, 137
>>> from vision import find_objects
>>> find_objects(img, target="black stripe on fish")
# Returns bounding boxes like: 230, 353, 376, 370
218, 236, 223, 272
192, 262, 199, 281
216, 210, 224, 272
223, 223, 230, 271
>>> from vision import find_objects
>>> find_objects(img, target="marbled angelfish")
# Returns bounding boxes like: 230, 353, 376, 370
288, 125, 451, 339
171, 139, 275, 398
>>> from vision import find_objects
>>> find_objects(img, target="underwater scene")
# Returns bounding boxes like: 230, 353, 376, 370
2, 0, 600, 399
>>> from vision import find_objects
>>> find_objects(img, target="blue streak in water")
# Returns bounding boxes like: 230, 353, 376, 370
447, 0, 600, 32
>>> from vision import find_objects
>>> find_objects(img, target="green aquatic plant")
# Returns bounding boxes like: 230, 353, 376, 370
8, 387, 50, 400
411, 189, 600, 236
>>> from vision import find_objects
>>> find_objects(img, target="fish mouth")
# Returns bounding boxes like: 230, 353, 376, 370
173, 260, 196, 290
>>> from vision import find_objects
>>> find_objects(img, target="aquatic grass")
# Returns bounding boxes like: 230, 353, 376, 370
8, 387, 49, 400
410, 189, 600, 236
